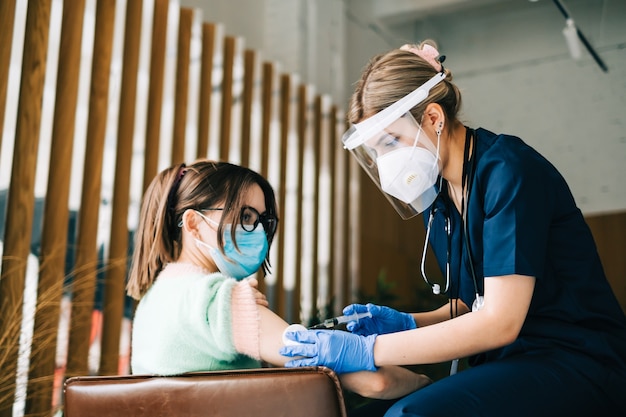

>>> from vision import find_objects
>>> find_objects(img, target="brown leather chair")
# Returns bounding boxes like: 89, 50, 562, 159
64, 366, 347, 417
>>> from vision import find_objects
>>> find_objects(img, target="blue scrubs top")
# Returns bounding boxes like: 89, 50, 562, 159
425, 127, 626, 371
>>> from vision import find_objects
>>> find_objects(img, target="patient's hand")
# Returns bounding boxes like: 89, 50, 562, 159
246, 278, 269, 307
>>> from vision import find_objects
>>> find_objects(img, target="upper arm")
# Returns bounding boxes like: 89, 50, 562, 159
481, 274, 535, 343
256, 306, 292, 366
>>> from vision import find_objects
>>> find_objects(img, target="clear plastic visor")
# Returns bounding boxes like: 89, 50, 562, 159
342, 111, 441, 219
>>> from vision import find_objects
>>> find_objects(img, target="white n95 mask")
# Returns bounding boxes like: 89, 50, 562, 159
377, 144, 439, 204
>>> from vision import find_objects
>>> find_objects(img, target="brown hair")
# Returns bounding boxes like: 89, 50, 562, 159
348, 40, 463, 133
126, 160, 278, 299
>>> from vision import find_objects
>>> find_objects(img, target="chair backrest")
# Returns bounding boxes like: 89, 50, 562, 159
63, 366, 347, 417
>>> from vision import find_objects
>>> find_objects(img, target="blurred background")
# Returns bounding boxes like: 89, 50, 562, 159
0, 0, 624, 415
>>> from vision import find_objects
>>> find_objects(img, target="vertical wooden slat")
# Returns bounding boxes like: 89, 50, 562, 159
259, 62, 274, 180
240, 49, 255, 167
142, 0, 169, 192
0, 0, 17, 155
24, 1, 86, 414
219, 36, 235, 162
328, 105, 339, 315
98, 0, 143, 376
196, 22, 215, 159
66, 0, 117, 379
349, 153, 362, 303
334, 112, 351, 312
274, 73, 291, 318
292, 83, 308, 322
257, 61, 274, 297
341, 143, 351, 308
310, 95, 322, 317
316, 96, 332, 316
0, 0, 52, 415
171, 7, 193, 165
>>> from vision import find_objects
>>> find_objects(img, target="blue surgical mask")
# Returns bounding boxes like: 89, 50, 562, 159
195, 223, 268, 279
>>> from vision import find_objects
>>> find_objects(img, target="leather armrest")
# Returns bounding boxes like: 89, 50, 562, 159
64, 366, 347, 417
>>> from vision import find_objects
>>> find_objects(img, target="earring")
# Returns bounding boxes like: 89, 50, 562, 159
436, 122, 443, 136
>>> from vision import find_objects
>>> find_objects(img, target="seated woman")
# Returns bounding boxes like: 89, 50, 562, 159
126, 159, 431, 400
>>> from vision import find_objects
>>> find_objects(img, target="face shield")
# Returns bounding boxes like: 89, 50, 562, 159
342, 72, 447, 219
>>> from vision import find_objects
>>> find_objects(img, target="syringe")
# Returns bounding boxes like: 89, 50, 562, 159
309, 311, 372, 329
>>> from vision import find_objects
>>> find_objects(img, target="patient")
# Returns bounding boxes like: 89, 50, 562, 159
126, 160, 431, 399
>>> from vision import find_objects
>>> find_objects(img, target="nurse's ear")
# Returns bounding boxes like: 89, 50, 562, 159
423, 103, 446, 135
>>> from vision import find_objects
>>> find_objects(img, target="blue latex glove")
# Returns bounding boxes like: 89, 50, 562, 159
280, 329, 377, 374
343, 303, 417, 336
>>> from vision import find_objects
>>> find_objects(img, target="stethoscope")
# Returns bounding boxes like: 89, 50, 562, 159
419, 127, 484, 313
419, 127, 484, 376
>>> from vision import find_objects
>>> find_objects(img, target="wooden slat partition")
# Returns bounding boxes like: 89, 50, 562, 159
0, 1, 360, 415
0, 1, 52, 415
24, 0, 86, 414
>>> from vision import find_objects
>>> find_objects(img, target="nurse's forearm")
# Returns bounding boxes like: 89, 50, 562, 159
373, 275, 534, 366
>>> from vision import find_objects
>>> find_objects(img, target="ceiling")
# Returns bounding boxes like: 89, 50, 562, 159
366, 0, 522, 23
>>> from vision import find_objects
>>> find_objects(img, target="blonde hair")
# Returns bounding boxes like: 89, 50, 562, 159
126, 160, 278, 299
348, 40, 462, 132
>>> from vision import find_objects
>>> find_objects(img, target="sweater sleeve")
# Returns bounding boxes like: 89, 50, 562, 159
230, 281, 261, 359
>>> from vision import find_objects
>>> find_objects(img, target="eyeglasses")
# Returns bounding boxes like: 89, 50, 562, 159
203, 206, 278, 238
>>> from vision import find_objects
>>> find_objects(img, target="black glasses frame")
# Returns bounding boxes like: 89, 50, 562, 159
202, 206, 278, 239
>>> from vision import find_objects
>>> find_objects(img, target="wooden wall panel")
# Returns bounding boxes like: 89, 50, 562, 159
99, 0, 144, 377
196, 23, 216, 159
142, 0, 169, 192
219, 36, 235, 162
240, 49, 256, 168
25, 0, 86, 413
273, 74, 291, 318
171, 8, 194, 165
0, 1, 52, 415
66, 0, 117, 379
586, 211, 626, 313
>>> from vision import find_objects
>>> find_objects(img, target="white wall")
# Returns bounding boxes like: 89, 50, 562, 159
181, 0, 625, 215
180, 0, 346, 105
401, 0, 626, 215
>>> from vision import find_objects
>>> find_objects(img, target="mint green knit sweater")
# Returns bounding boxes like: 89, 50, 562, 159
131, 263, 261, 375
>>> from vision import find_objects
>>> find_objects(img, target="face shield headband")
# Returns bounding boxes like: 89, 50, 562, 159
342, 71, 447, 219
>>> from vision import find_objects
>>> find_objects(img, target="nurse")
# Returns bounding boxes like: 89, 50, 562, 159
280, 41, 626, 416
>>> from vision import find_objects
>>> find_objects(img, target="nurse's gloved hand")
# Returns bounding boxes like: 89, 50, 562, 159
343, 303, 417, 336
280, 329, 377, 374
